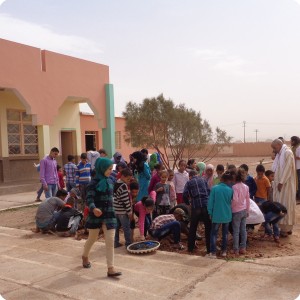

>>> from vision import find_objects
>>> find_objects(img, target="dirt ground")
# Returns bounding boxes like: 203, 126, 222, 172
1, 203, 299, 260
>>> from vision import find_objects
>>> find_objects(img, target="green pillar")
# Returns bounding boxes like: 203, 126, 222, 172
102, 84, 115, 158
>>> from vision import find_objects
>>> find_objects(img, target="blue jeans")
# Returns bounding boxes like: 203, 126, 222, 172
150, 221, 181, 243
254, 197, 267, 206
115, 214, 132, 247
37, 184, 44, 199
264, 212, 284, 237
44, 184, 58, 198
210, 223, 229, 254
36, 211, 60, 230
232, 210, 247, 251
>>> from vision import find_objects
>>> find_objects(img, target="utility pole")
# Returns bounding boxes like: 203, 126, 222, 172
243, 121, 246, 143
254, 129, 259, 142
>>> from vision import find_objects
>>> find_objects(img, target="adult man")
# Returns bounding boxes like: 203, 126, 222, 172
34, 189, 67, 233
271, 139, 296, 236
40, 147, 60, 198
183, 170, 211, 254
290, 136, 300, 200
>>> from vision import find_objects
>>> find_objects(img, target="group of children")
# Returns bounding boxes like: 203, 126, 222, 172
35, 148, 287, 258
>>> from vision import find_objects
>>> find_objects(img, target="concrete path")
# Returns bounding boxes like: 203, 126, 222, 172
0, 192, 38, 211
0, 226, 299, 300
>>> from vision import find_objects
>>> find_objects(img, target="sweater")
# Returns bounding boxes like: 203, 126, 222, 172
208, 183, 233, 224
113, 180, 131, 215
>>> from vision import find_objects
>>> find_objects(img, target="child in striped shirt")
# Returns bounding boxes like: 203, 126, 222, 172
113, 168, 133, 248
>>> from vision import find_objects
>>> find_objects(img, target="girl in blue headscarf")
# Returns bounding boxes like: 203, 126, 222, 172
82, 157, 122, 277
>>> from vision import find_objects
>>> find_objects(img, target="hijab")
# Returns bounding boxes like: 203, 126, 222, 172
204, 164, 214, 189
197, 162, 206, 176
131, 151, 146, 173
94, 157, 113, 192
149, 153, 158, 171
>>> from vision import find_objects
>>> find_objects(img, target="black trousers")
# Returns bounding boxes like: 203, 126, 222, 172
188, 206, 211, 253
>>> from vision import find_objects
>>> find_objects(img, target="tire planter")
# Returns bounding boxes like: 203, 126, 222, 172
127, 240, 160, 254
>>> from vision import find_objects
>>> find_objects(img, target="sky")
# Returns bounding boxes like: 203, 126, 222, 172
1, 0, 300, 142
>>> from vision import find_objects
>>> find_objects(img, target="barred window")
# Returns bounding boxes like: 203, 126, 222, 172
7, 110, 38, 155
115, 131, 121, 149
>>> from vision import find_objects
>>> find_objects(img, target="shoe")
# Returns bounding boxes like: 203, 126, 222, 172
173, 243, 185, 250
239, 248, 246, 255
221, 251, 227, 257
35, 198, 42, 202
280, 232, 288, 238
273, 236, 280, 243
114, 243, 123, 248
287, 231, 292, 235
107, 271, 122, 277
82, 256, 91, 268
205, 253, 217, 259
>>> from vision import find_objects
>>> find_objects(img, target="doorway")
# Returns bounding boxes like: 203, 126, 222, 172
61, 131, 77, 165
85, 131, 97, 151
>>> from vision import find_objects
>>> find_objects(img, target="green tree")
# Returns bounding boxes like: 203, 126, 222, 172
123, 94, 232, 169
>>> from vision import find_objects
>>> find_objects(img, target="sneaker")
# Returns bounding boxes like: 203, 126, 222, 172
205, 253, 217, 259
273, 236, 280, 243
221, 251, 227, 257
173, 243, 185, 250
239, 248, 246, 255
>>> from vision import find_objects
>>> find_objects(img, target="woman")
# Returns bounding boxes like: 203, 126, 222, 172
196, 162, 206, 176
82, 157, 121, 277
131, 151, 151, 201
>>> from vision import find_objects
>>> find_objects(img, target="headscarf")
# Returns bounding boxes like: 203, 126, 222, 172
94, 157, 113, 192
204, 164, 214, 189
197, 162, 206, 176
131, 151, 146, 173
149, 153, 158, 171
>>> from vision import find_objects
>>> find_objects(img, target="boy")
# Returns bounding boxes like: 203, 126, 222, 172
113, 168, 133, 248
240, 164, 257, 199
265, 170, 275, 202
254, 164, 271, 206
129, 181, 139, 241
174, 160, 189, 204
213, 164, 225, 186
76, 153, 92, 204
207, 172, 233, 258
260, 200, 287, 242
55, 197, 83, 237
155, 170, 171, 216
64, 155, 77, 192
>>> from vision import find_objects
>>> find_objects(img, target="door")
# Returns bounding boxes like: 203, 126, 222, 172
61, 131, 77, 165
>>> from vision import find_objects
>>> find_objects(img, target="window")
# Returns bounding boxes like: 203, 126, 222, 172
7, 110, 38, 155
115, 131, 121, 149
85, 131, 97, 151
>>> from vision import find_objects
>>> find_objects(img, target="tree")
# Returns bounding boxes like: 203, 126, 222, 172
123, 94, 232, 169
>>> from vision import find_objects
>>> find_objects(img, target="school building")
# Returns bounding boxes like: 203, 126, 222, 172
0, 38, 137, 184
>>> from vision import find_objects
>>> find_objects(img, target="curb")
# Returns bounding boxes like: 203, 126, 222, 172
0, 202, 39, 213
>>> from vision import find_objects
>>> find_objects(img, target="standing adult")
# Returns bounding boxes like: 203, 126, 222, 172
40, 147, 60, 198
271, 139, 296, 236
290, 136, 300, 200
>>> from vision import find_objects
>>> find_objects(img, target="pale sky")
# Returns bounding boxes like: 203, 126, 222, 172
1, 0, 300, 142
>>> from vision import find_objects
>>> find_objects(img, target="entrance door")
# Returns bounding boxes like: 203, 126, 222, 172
61, 131, 77, 165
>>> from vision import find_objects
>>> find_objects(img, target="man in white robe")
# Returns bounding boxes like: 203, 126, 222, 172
271, 139, 296, 235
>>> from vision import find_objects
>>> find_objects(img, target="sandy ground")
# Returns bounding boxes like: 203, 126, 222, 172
1, 204, 299, 260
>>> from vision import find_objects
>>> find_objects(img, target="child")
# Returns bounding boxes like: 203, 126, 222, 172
254, 164, 271, 206
148, 164, 163, 193
265, 170, 275, 202
240, 164, 257, 199
113, 168, 133, 248
174, 160, 189, 204
155, 170, 171, 216
186, 159, 197, 173
213, 164, 224, 186
231, 168, 250, 255
167, 169, 177, 208
129, 181, 139, 241
134, 193, 156, 241
57, 165, 65, 190
64, 155, 77, 192
260, 200, 287, 242
76, 153, 92, 204
207, 172, 233, 258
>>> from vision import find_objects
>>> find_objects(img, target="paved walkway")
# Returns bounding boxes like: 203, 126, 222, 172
0, 191, 38, 211
0, 226, 299, 300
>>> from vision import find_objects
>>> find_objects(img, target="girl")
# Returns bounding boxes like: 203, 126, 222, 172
167, 169, 177, 208
148, 164, 163, 193
82, 157, 121, 277
196, 162, 206, 176
207, 172, 233, 258
131, 151, 151, 201
231, 168, 250, 255
155, 170, 171, 216
186, 159, 197, 173
57, 165, 65, 190
174, 160, 189, 204
134, 192, 156, 240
